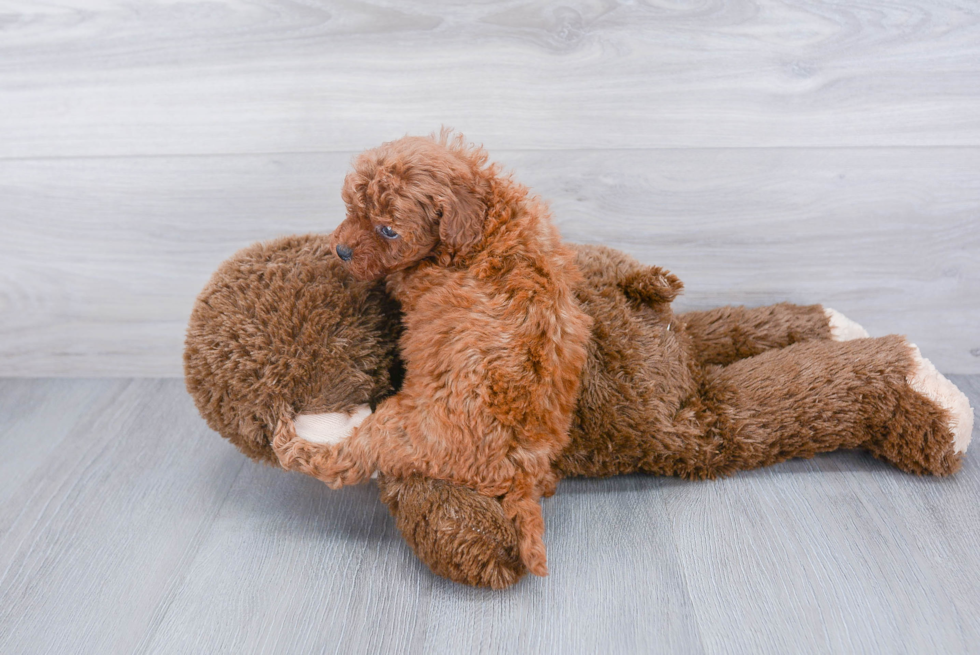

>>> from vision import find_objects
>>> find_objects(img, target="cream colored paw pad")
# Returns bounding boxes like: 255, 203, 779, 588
825, 308, 870, 341
293, 405, 372, 445
907, 345, 974, 454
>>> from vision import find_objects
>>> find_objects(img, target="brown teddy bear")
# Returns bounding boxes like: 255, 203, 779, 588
184, 233, 974, 589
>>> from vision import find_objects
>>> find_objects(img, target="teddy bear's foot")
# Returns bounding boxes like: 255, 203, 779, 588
824, 307, 870, 341
907, 345, 974, 455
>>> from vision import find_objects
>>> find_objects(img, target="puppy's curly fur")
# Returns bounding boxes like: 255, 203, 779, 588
274, 131, 593, 576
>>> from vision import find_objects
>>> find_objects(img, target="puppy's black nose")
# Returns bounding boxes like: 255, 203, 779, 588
336, 244, 353, 262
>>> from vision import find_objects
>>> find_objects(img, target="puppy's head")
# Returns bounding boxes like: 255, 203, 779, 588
332, 131, 490, 281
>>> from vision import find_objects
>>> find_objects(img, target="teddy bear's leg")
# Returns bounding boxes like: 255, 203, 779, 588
672, 335, 973, 478
679, 303, 868, 367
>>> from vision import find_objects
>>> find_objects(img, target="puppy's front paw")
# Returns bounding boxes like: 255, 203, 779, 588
272, 416, 321, 473
272, 413, 372, 489
293, 405, 372, 445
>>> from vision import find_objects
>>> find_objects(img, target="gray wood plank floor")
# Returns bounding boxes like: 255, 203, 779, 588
1, 377, 978, 654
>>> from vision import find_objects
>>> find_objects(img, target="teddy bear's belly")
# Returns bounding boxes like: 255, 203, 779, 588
556, 315, 696, 477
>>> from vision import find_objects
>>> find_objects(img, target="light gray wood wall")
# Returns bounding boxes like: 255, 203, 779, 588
2, 0, 978, 375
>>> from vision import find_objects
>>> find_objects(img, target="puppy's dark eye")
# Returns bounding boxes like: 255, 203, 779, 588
377, 225, 399, 240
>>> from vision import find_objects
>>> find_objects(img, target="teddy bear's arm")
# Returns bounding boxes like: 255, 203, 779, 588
377, 473, 527, 589
679, 302, 838, 367
573, 244, 685, 309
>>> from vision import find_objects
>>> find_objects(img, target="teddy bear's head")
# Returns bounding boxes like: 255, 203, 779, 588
183, 234, 403, 464
184, 233, 527, 589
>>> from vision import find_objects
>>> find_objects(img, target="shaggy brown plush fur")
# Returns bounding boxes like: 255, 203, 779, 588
184, 234, 402, 465
272, 132, 593, 576
682, 302, 833, 367
378, 473, 526, 589
557, 245, 958, 479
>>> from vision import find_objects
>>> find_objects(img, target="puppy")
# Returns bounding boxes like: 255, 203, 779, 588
274, 130, 592, 576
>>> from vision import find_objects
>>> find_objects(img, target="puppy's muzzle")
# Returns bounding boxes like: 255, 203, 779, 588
336, 244, 353, 262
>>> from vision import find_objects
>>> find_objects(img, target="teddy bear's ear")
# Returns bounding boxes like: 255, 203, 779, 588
620, 266, 684, 306
438, 184, 485, 260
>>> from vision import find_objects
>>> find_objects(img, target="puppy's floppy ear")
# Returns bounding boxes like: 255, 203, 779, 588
438, 184, 485, 258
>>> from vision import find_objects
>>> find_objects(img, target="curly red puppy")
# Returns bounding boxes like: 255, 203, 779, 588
273, 131, 592, 576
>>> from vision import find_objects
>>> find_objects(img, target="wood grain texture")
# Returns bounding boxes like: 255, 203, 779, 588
1, 0, 977, 374
2, 148, 978, 375
1, 0, 979, 156
0, 379, 245, 654
0, 377, 978, 653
